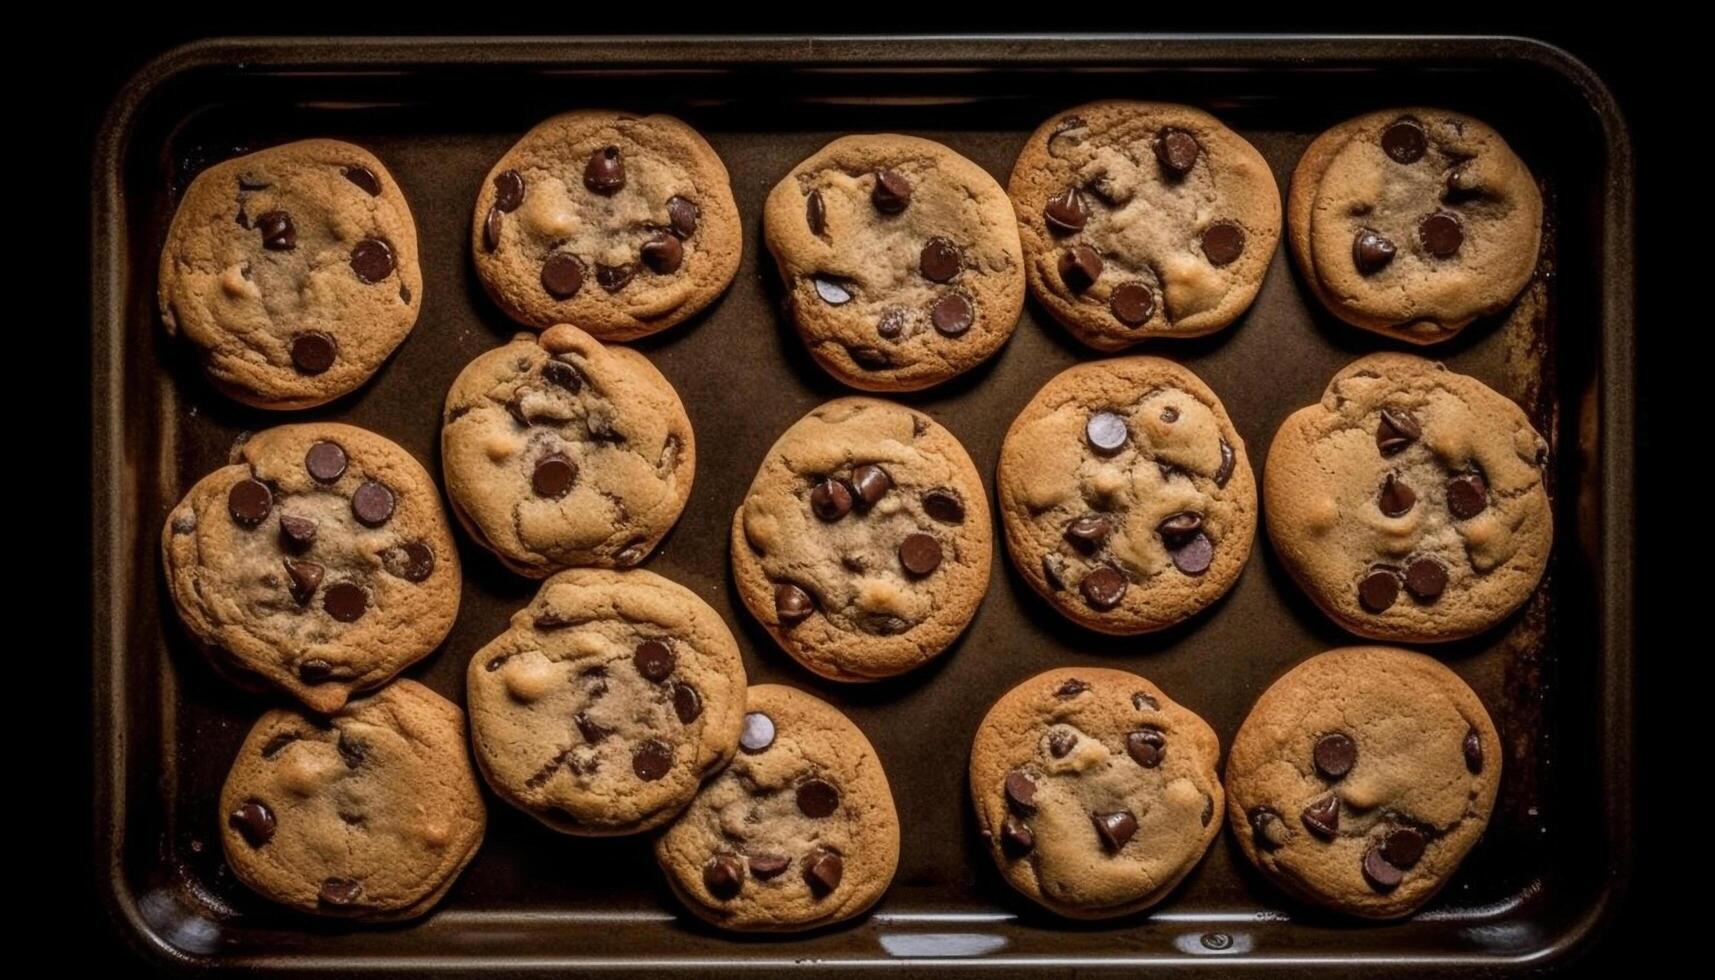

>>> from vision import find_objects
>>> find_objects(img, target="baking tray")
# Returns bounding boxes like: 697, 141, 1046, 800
91, 35, 1635, 976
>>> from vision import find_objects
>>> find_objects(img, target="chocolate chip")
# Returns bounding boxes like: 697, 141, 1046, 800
1059, 245, 1103, 292
1376, 409, 1420, 455
1200, 221, 1245, 266
1000, 815, 1035, 856
284, 559, 324, 606
1302, 796, 1340, 839
1314, 732, 1357, 779
1381, 827, 1426, 869
1063, 514, 1111, 554
543, 360, 582, 391
1048, 730, 1077, 758
342, 165, 381, 196
1353, 229, 1398, 276
1157, 512, 1203, 549
229, 801, 276, 847
849, 465, 892, 509
290, 332, 336, 375
1362, 845, 1404, 891
922, 489, 965, 523
1161, 407, 1179, 423
1249, 806, 1286, 850
1133, 691, 1159, 711
872, 169, 911, 213
337, 731, 366, 769
898, 532, 943, 577
1086, 411, 1129, 455
596, 263, 636, 292
804, 849, 844, 897
574, 712, 609, 745
532, 454, 577, 499
1169, 534, 1214, 575
796, 779, 841, 818
1056, 679, 1090, 698
1381, 119, 1427, 164
739, 712, 776, 754
849, 347, 893, 372
774, 584, 814, 626
306, 441, 347, 482
749, 853, 790, 880
257, 210, 295, 250
672, 682, 702, 724
494, 170, 525, 211
541, 253, 586, 299
1404, 556, 1447, 602
1081, 565, 1128, 610
1155, 127, 1201, 176
1003, 770, 1037, 815
810, 478, 853, 521
634, 640, 675, 683
813, 276, 852, 305
1419, 211, 1464, 258
703, 853, 744, 900
876, 307, 907, 339
1040, 553, 1067, 591
349, 238, 395, 283
666, 195, 699, 238
1092, 810, 1138, 852
1378, 473, 1417, 517
930, 293, 974, 336
481, 206, 504, 252
1126, 727, 1166, 768
1109, 282, 1155, 325
319, 878, 363, 907
641, 233, 684, 274
1446, 472, 1488, 519
227, 479, 272, 527
805, 189, 826, 234
323, 582, 367, 623
1464, 728, 1483, 774
351, 481, 395, 526
1215, 440, 1236, 488
919, 237, 962, 283
298, 660, 334, 683
1044, 187, 1087, 235
584, 146, 624, 194
633, 739, 673, 781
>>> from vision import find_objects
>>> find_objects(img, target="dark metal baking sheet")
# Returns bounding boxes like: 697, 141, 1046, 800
90, 35, 1635, 976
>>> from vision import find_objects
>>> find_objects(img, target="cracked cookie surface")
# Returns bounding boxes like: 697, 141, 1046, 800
158, 139, 423, 409
763, 134, 1024, 391
219, 680, 486, 920
1009, 101, 1280, 350
1265, 353, 1551, 642
970, 667, 1222, 919
162, 423, 461, 713
730, 397, 992, 680
442, 324, 695, 576
1288, 108, 1543, 344
472, 110, 741, 340
998, 357, 1256, 634
466, 568, 746, 835
1224, 646, 1501, 919
655, 684, 899, 932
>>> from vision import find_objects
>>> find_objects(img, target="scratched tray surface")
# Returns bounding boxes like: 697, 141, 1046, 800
97, 40, 1623, 974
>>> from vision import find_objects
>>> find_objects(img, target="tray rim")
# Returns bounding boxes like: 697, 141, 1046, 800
89, 32, 1637, 976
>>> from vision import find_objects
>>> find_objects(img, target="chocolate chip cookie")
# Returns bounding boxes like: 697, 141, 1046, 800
763, 134, 1025, 391
162, 423, 462, 713
472, 111, 742, 340
158, 139, 423, 409
1288, 108, 1543, 344
970, 668, 1222, 919
997, 357, 1256, 634
730, 398, 992, 680
1265, 353, 1552, 642
655, 684, 899, 932
219, 680, 486, 920
1225, 646, 1501, 919
466, 568, 747, 835
1009, 101, 1280, 351
442, 324, 695, 576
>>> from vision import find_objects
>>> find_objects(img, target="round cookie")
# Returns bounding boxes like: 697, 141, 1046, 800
997, 357, 1256, 634
1264, 353, 1552, 642
1288, 108, 1543, 344
655, 684, 900, 932
730, 398, 992, 681
970, 668, 1223, 919
218, 680, 486, 920
1009, 101, 1280, 351
161, 423, 462, 713
1225, 647, 1502, 919
465, 568, 746, 836
472, 110, 741, 340
158, 139, 423, 409
442, 324, 695, 576
763, 134, 1025, 391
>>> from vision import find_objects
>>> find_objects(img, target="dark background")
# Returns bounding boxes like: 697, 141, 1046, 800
64, 20, 1664, 976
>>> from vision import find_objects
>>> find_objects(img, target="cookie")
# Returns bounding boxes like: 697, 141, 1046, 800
1225, 646, 1501, 919
442, 324, 695, 576
218, 680, 486, 920
472, 110, 742, 340
1288, 108, 1543, 344
730, 398, 992, 681
969, 668, 1222, 919
162, 423, 462, 713
1009, 101, 1280, 351
763, 135, 1025, 391
997, 357, 1256, 634
158, 139, 423, 409
465, 568, 747, 835
655, 684, 899, 932
1264, 353, 1552, 642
